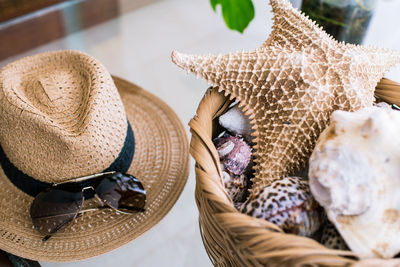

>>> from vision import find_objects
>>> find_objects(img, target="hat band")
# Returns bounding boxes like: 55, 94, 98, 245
0, 121, 135, 197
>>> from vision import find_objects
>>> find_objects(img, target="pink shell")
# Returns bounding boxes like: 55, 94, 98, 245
214, 134, 251, 175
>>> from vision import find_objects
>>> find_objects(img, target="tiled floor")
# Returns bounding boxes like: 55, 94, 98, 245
1, 0, 400, 266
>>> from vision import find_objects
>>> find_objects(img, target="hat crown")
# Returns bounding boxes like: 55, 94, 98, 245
0, 50, 128, 183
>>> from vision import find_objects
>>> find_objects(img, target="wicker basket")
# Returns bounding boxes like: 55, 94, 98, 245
189, 78, 400, 267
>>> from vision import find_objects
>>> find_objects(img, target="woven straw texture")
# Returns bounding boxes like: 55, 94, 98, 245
0, 51, 129, 182
189, 80, 400, 267
0, 51, 189, 261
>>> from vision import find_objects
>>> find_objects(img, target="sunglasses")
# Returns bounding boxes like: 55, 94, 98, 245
30, 171, 146, 241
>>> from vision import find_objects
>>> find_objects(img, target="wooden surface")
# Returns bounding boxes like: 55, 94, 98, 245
118, 0, 159, 14
0, 0, 119, 61
0, 0, 66, 22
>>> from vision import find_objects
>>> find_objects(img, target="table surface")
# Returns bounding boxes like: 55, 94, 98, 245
1, 0, 400, 266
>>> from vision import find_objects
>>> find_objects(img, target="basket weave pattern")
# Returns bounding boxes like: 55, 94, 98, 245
189, 79, 400, 267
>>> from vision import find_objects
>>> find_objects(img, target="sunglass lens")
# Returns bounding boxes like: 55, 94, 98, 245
30, 184, 83, 241
95, 172, 146, 212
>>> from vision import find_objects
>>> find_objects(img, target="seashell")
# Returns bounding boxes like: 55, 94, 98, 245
241, 177, 325, 237
219, 105, 252, 142
234, 202, 244, 211
309, 106, 400, 258
217, 140, 235, 157
376, 101, 392, 110
214, 134, 251, 176
221, 165, 249, 204
321, 222, 348, 251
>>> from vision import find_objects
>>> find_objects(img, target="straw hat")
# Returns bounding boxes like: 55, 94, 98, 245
0, 50, 189, 261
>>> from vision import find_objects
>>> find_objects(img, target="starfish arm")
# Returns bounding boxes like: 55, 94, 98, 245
347, 45, 400, 86
262, 0, 337, 51
171, 50, 226, 85
328, 45, 400, 110
171, 50, 275, 100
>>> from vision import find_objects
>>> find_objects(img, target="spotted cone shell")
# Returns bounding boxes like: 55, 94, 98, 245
241, 177, 325, 237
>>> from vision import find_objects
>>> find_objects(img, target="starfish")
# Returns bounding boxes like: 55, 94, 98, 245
172, 0, 400, 194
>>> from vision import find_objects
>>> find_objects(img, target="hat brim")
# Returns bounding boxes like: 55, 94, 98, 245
0, 76, 189, 261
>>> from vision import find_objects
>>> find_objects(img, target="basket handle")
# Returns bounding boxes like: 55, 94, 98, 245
375, 78, 400, 106
189, 87, 231, 174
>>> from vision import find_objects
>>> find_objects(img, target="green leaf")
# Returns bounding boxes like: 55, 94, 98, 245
210, 0, 218, 11
210, 0, 255, 33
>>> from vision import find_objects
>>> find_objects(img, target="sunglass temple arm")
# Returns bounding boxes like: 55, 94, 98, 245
53, 171, 116, 185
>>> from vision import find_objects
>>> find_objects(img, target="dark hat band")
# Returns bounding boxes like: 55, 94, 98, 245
0, 120, 135, 197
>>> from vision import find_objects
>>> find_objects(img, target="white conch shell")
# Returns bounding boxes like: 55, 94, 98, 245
219, 105, 252, 141
309, 105, 400, 259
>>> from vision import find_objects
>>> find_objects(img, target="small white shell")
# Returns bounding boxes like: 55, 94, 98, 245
309, 106, 400, 259
218, 141, 235, 157
219, 105, 252, 141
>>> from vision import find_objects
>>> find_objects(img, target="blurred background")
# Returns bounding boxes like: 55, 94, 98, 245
0, 0, 159, 61
1, 0, 398, 61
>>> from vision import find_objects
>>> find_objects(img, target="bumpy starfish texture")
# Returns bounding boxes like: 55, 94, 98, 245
172, 0, 400, 194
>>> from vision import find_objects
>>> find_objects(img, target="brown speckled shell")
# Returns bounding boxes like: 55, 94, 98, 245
221, 166, 249, 205
241, 177, 325, 237
321, 222, 349, 251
